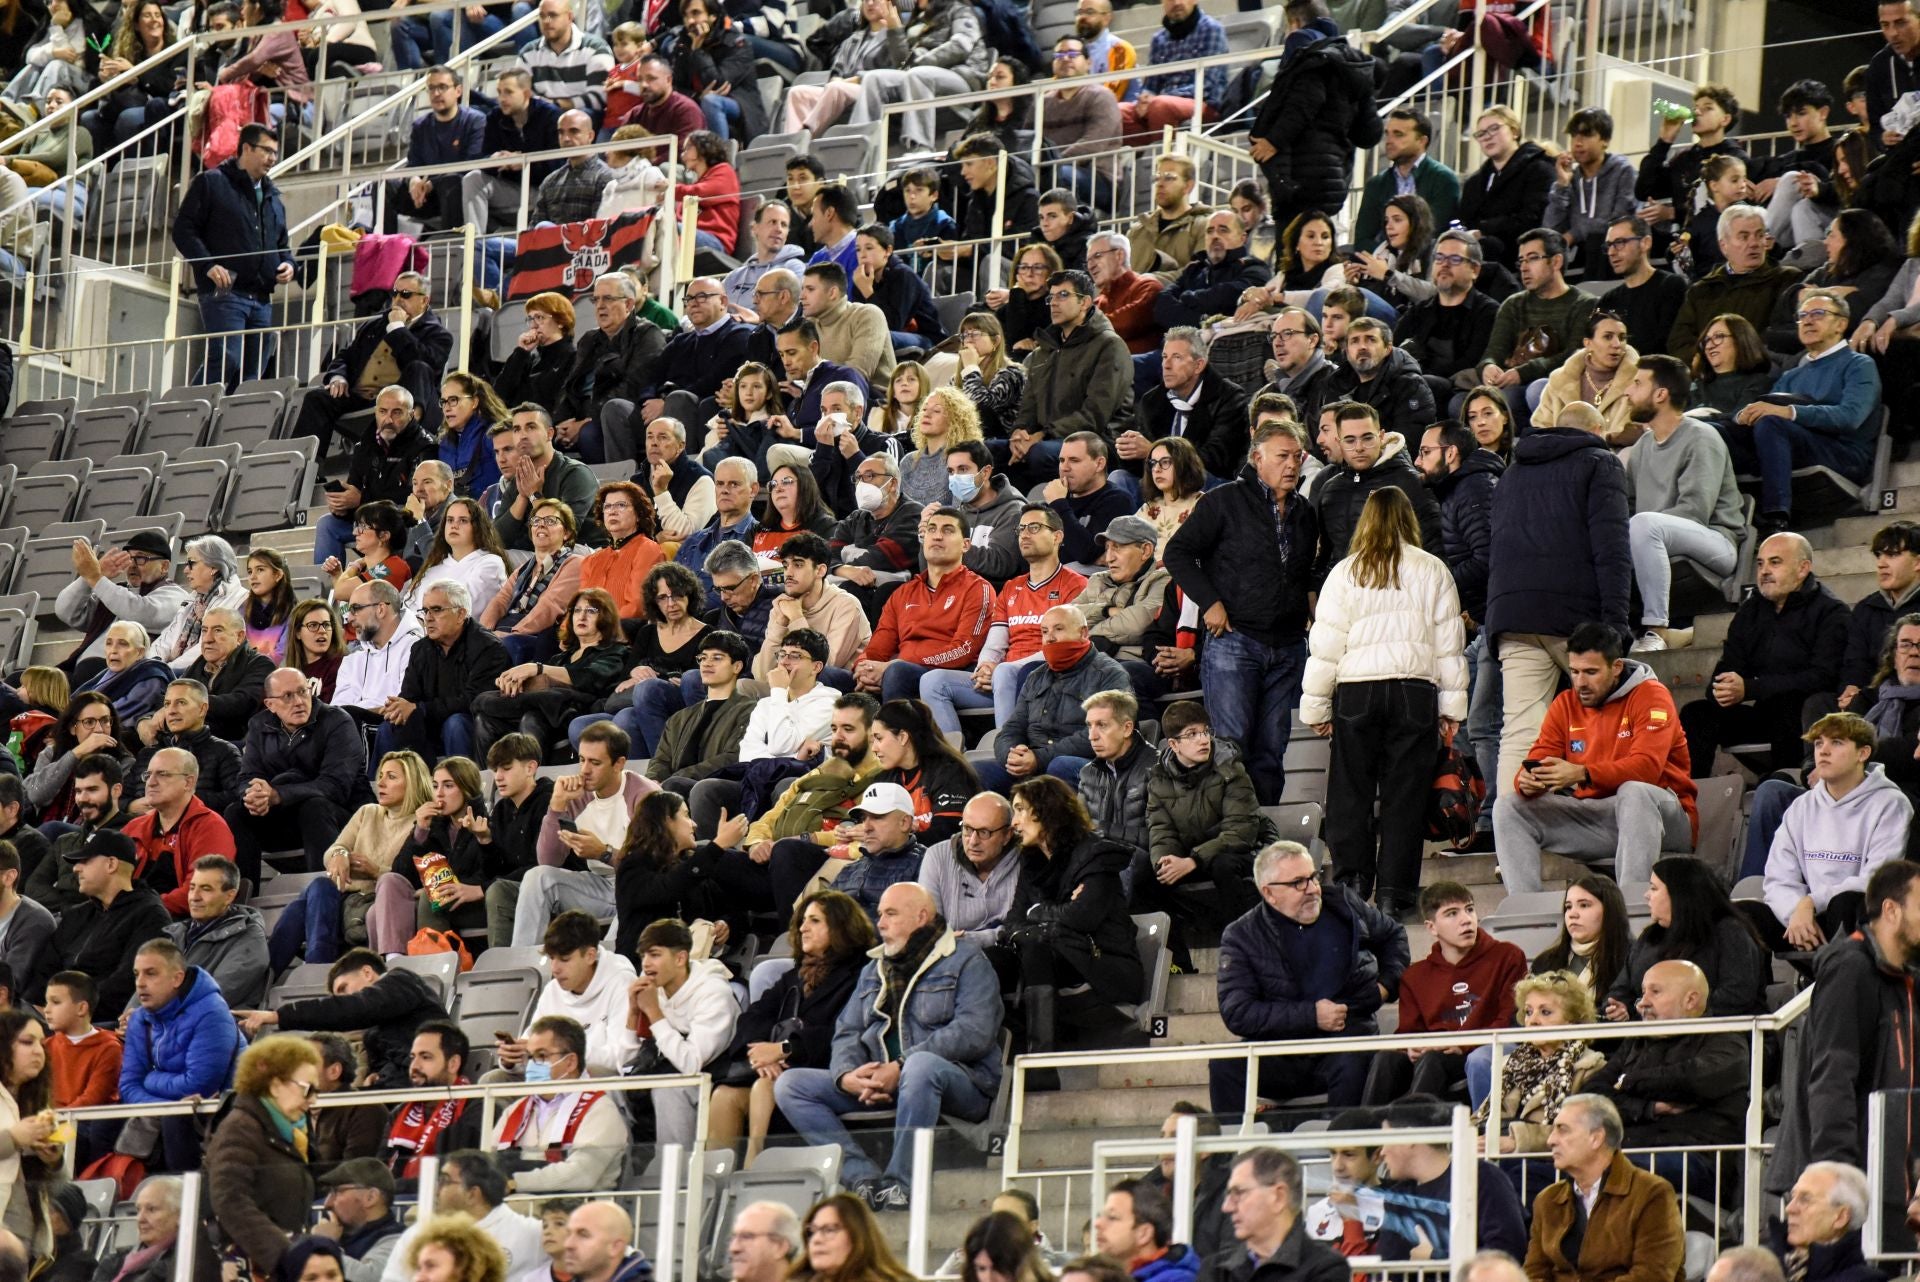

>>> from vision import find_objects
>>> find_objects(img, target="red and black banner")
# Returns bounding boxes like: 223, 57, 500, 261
505, 208, 658, 301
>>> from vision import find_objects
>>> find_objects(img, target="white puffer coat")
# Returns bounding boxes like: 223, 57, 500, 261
1300, 542, 1468, 724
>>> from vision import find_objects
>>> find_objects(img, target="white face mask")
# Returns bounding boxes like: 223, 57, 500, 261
855, 481, 887, 513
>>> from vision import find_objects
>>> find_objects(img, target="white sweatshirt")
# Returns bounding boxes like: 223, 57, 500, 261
526, 946, 642, 1073
1764, 764, 1915, 923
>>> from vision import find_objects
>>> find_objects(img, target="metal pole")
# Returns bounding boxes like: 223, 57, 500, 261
1868, 1091, 1888, 1258
1170, 1113, 1198, 1248
173, 1173, 202, 1282
1448, 1105, 1478, 1261
654, 1143, 682, 1282
680, 1143, 707, 1282
162, 255, 181, 394
457, 223, 476, 370
1001, 1069, 1024, 1188
417, 1154, 440, 1223
1742, 1023, 1765, 1242
907, 1129, 935, 1280
986, 149, 1007, 291
18, 271, 32, 356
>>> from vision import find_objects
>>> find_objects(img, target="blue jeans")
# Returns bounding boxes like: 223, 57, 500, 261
748, 35, 803, 72
615, 672, 701, 755
695, 230, 727, 253
976, 753, 1090, 795
1723, 414, 1872, 516
891, 330, 932, 351
314, 513, 355, 567
374, 712, 476, 766
772, 1052, 991, 1188
388, 15, 434, 68
879, 661, 935, 704
1740, 778, 1802, 880
700, 93, 743, 140
196, 291, 276, 391
1056, 162, 1113, 212
268, 877, 345, 971
1466, 632, 1502, 830
919, 656, 1038, 735
1201, 631, 1306, 805
1465, 1043, 1494, 1109
432, 6, 504, 58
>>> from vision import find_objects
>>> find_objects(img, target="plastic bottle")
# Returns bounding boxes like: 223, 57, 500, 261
4, 731, 20, 771
1651, 98, 1695, 123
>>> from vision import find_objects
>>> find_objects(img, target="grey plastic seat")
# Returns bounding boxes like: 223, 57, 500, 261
153, 458, 232, 537
105, 517, 181, 557
223, 446, 309, 531
66, 406, 142, 467
138, 399, 215, 457
0, 594, 37, 669
3, 473, 80, 528
83, 467, 155, 528
12, 538, 86, 611
210, 388, 288, 453
389, 951, 458, 1006
0, 412, 70, 469
0, 532, 24, 597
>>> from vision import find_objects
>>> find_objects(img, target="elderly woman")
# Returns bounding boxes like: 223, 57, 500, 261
267, 751, 433, 970
577, 482, 663, 620
150, 536, 246, 669
1472, 970, 1607, 1152
480, 498, 587, 665
494, 293, 577, 415
204, 1035, 322, 1276
92, 1177, 208, 1282
75, 623, 174, 725
472, 588, 628, 761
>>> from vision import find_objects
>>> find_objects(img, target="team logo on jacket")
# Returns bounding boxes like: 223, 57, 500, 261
1569, 740, 1585, 753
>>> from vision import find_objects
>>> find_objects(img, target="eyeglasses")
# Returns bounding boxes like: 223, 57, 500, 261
1149, 456, 1174, 469
183, 559, 205, 569
529, 515, 566, 528
263, 690, 313, 703
1700, 332, 1730, 347
1016, 522, 1055, 534
439, 395, 471, 407
1897, 640, 1920, 654
1016, 263, 1049, 275
393, 289, 422, 300
1048, 290, 1085, 303
74, 715, 113, 729
1053, 49, 1085, 59
1431, 252, 1470, 267
712, 577, 753, 595
125, 553, 161, 567
285, 1079, 317, 1098
300, 619, 333, 631
420, 605, 459, 616
1263, 871, 1322, 893
1603, 237, 1644, 251
775, 649, 815, 664
1271, 328, 1307, 342
854, 469, 891, 483
771, 477, 798, 489
146, 770, 186, 783
1472, 124, 1505, 141
1795, 308, 1839, 322
654, 591, 683, 603
1170, 727, 1212, 743
1515, 253, 1553, 267
961, 823, 1009, 840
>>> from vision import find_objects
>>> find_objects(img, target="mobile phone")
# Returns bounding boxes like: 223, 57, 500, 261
555, 818, 578, 834
493, 1030, 514, 1041
323, 480, 345, 493
1521, 758, 1544, 771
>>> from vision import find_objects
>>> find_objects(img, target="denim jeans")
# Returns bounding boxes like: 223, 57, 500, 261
700, 93, 744, 140
1722, 414, 1872, 516
1200, 631, 1306, 805
1629, 511, 1738, 627
388, 15, 434, 68
748, 35, 803, 72
431, 6, 504, 59
878, 661, 934, 704
268, 877, 346, 971
374, 712, 476, 766
1465, 632, 1502, 830
1465, 1044, 1494, 1109
614, 673, 698, 754
1740, 778, 1802, 880
919, 655, 1039, 735
314, 513, 355, 567
772, 1053, 991, 1188
1207, 1050, 1367, 1117
974, 753, 1090, 795
196, 291, 276, 391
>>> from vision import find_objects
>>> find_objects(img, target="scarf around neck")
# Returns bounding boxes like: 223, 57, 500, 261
1866, 682, 1920, 737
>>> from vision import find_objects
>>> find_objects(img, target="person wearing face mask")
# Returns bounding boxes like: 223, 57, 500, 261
945, 441, 1027, 588
487, 1015, 626, 1194
828, 454, 925, 603
973, 606, 1128, 794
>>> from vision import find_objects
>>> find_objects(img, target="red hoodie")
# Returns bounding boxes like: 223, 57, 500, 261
1395, 929, 1530, 1034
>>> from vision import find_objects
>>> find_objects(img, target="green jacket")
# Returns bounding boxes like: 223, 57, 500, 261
1483, 285, 1599, 385
1353, 155, 1462, 250
1666, 259, 1804, 357
646, 691, 757, 782
744, 751, 882, 844
1145, 738, 1266, 867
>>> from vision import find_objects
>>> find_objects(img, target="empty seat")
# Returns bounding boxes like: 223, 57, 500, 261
66, 406, 142, 467
453, 968, 541, 1036
83, 466, 155, 528
0, 593, 36, 669
389, 951, 458, 1006
0, 412, 70, 469
934, 291, 976, 337
26, 457, 92, 484
0, 532, 24, 600
2, 473, 80, 528
12, 538, 84, 611
153, 458, 232, 537
210, 388, 289, 453
490, 300, 530, 365
138, 399, 215, 457
223, 447, 310, 531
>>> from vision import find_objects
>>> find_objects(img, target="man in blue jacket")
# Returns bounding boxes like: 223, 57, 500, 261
774, 882, 1002, 1213
120, 937, 240, 1174
169, 123, 293, 390
1727, 289, 1884, 537
1208, 841, 1408, 1116
385, 65, 486, 233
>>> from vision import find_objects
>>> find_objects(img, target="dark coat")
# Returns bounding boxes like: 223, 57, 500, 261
235, 699, 367, 813
171, 158, 292, 296
1597, 1030, 1749, 1146
557, 316, 669, 425
1005, 832, 1143, 999
479, 97, 563, 186
1842, 581, 1920, 693
397, 620, 512, 727
1249, 30, 1373, 224
1216, 885, 1409, 1039
323, 310, 455, 402
1134, 365, 1251, 481
1025, 205, 1099, 272
1013, 307, 1136, 440
1397, 289, 1500, 381
345, 421, 438, 510
1311, 434, 1444, 581
276, 967, 448, 1090
996, 649, 1132, 770
494, 336, 577, 413
1152, 247, 1275, 331
1607, 916, 1770, 1017
1713, 575, 1852, 705
1327, 346, 1440, 452
1196, 1216, 1352, 1282
1076, 733, 1155, 857
1165, 476, 1319, 649
49, 885, 173, 1019
129, 724, 245, 816
1263, 356, 1341, 440
646, 692, 757, 782
1455, 142, 1556, 266
1483, 427, 1631, 642
1147, 737, 1264, 868
206, 1092, 314, 1274
723, 950, 863, 1070
1432, 447, 1503, 622
659, 18, 766, 140
184, 645, 277, 743
854, 258, 944, 339
653, 317, 752, 401
1766, 1222, 1886, 1282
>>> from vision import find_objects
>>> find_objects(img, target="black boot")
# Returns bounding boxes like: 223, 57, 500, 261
1021, 985, 1062, 1092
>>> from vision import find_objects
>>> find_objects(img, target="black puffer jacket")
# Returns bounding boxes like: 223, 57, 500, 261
1075, 733, 1154, 858
129, 724, 245, 815
1164, 476, 1319, 649
1483, 426, 1630, 642
1152, 246, 1274, 330
1326, 345, 1437, 443
659, 18, 767, 140
1216, 884, 1409, 1039
1025, 205, 1099, 271
556, 315, 669, 425
1431, 447, 1503, 622
1311, 431, 1444, 579
1005, 833, 1143, 998
235, 700, 367, 813
1249, 28, 1374, 223
1455, 141, 1556, 266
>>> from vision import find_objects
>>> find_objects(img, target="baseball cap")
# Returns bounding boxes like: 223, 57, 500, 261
850, 782, 915, 820
1096, 515, 1159, 548
122, 531, 172, 559
62, 831, 136, 866
318, 1158, 396, 1197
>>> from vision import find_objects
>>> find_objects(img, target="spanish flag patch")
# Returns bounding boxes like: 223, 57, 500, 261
1648, 708, 1669, 724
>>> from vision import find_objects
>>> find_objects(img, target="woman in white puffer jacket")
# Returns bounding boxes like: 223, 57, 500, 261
1301, 484, 1468, 919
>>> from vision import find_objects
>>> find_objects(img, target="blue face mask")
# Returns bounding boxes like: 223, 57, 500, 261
948, 472, 980, 504
523, 1059, 554, 1084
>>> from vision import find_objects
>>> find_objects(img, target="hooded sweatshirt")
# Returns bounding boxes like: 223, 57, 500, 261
1764, 764, 1915, 922
647, 958, 739, 1076
1522, 658, 1698, 838
1394, 928, 1530, 1035
528, 946, 642, 1073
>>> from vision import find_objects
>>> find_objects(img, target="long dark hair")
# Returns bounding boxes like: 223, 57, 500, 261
1827, 208, 1899, 282
967, 58, 1033, 135
961, 1212, 1052, 1282
1641, 857, 1764, 958
1011, 775, 1093, 858
1383, 193, 1435, 271
247, 549, 297, 628
790, 890, 877, 992
1533, 873, 1631, 998
621, 790, 693, 870
873, 699, 973, 778
0, 1010, 49, 1115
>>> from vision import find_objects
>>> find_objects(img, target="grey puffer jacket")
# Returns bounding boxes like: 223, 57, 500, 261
1077, 733, 1155, 858
885, 0, 991, 86
994, 648, 1132, 769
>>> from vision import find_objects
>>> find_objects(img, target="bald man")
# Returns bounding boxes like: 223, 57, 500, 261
1593, 959, 1748, 1195
642, 276, 752, 429
562, 1203, 649, 1282
977, 604, 1130, 795
1679, 530, 1851, 778
772, 882, 1004, 1209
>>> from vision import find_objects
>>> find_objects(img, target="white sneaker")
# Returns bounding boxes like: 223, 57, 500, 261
1630, 631, 1668, 652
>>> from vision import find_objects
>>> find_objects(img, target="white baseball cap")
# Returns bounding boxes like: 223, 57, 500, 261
850, 782, 916, 819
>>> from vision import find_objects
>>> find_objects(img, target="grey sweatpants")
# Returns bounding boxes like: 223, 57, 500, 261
1492, 781, 1692, 893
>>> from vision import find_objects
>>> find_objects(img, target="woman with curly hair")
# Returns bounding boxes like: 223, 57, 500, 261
22, 692, 127, 824
496, 296, 578, 415
1471, 971, 1606, 1155
84, 0, 183, 155
473, 589, 628, 761
956, 313, 1026, 439
1138, 436, 1206, 545
578, 482, 663, 620
405, 1214, 507, 1282
708, 889, 873, 1159
897, 388, 984, 506
406, 498, 510, 627
283, 600, 346, 702
242, 549, 298, 663
788, 1195, 912, 1282
438, 372, 512, 498
205, 1035, 323, 1276
566, 562, 714, 752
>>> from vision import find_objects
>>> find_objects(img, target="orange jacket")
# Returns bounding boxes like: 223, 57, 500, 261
1521, 659, 1698, 841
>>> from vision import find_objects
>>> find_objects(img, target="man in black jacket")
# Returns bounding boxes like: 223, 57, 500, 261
554, 272, 669, 466
1165, 420, 1319, 805
1680, 532, 1851, 777
1416, 421, 1500, 627
48, 831, 172, 1019
1263, 308, 1338, 433
378, 582, 511, 765
129, 679, 245, 816
1483, 402, 1631, 795
235, 949, 449, 1090
1312, 402, 1443, 578
169, 123, 293, 390
1327, 320, 1437, 445
293, 273, 455, 460
1197, 1147, 1352, 1282
181, 611, 275, 743
1151, 212, 1274, 332
1250, 11, 1374, 233
1397, 231, 1500, 396
639, 278, 751, 428
1129, 328, 1251, 483
1872, 4, 1920, 155
224, 669, 368, 885
313, 386, 439, 570
954, 136, 1040, 296
1208, 840, 1409, 1115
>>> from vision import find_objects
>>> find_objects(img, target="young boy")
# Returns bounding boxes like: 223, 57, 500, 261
1635, 82, 1747, 226
536, 1198, 584, 1282
1752, 78, 1839, 249
1305, 1110, 1384, 1257
602, 24, 650, 139
1319, 287, 1367, 365
1359, 882, 1527, 1105
44, 970, 119, 1110
1544, 108, 1638, 275
889, 167, 958, 272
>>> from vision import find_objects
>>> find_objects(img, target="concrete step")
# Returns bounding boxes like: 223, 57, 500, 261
1168, 973, 1218, 1013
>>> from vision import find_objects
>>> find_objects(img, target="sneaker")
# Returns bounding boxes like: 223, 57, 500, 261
867, 1179, 910, 1212
848, 1176, 879, 1205
1630, 630, 1668, 652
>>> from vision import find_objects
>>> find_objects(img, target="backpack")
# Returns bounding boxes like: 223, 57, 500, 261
406, 926, 475, 972
1425, 727, 1486, 850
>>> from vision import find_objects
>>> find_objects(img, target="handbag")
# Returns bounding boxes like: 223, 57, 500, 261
406, 926, 475, 972
1426, 724, 1486, 850
715, 985, 805, 1088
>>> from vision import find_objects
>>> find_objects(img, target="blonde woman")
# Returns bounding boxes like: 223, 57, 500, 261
1301, 479, 1466, 918
1472, 971, 1607, 1154
1455, 103, 1558, 270
955, 312, 1027, 438
897, 387, 983, 506
266, 750, 433, 970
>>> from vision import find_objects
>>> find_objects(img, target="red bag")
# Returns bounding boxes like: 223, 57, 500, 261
196, 83, 268, 170
79, 1152, 148, 1201
350, 233, 429, 300
406, 927, 474, 972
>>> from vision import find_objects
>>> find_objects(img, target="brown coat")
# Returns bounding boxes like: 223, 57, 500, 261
1524, 1150, 1684, 1282
205, 1093, 314, 1274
